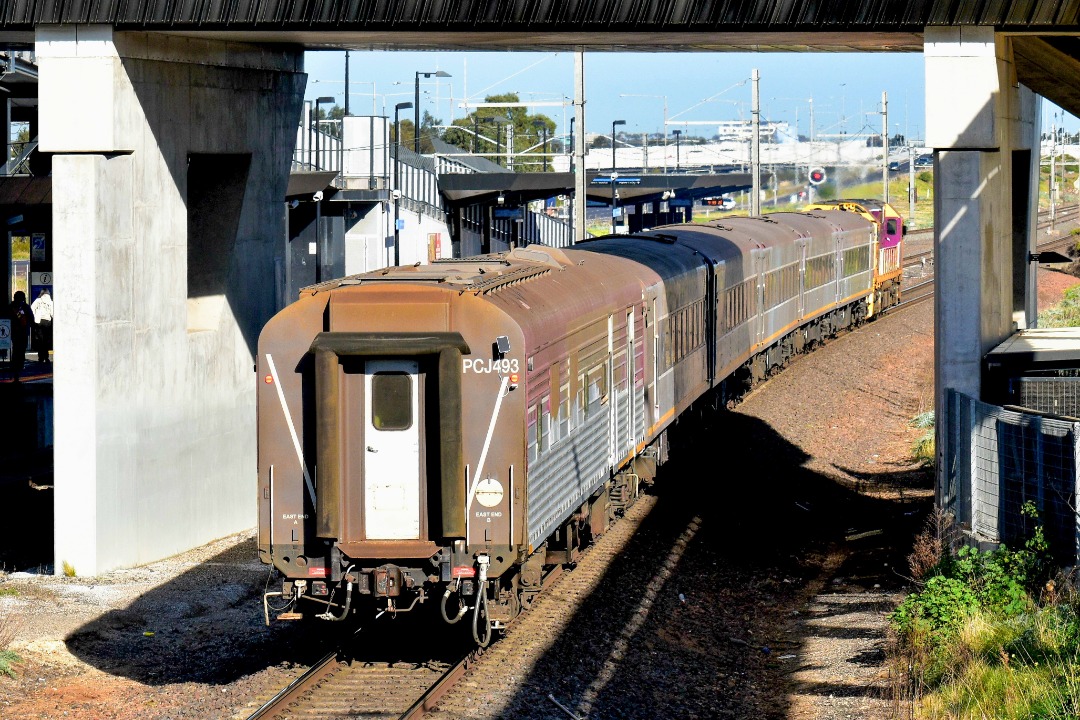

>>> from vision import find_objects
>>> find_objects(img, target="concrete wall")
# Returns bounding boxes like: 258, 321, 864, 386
39, 26, 304, 574
925, 27, 1040, 524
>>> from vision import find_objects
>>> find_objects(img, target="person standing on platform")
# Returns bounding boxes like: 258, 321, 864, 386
9, 291, 32, 382
31, 288, 53, 363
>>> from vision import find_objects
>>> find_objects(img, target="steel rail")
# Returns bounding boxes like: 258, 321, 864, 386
398, 653, 476, 719
245, 647, 341, 720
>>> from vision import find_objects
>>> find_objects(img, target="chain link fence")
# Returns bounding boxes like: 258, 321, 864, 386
945, 389, 1079, 561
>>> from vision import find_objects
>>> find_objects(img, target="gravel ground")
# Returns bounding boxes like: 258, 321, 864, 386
0, 294, 977, 720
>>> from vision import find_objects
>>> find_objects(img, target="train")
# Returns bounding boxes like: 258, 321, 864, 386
256, 199, 905, 643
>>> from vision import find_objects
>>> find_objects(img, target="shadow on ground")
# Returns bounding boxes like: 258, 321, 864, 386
57, 401, 930, 712
476, 404, 932, 719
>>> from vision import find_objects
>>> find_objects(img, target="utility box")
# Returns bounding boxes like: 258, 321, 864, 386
984, 328, 1080, 417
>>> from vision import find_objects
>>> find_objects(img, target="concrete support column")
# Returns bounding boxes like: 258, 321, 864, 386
38, 26, 305, 575
925, 27, 1039, 528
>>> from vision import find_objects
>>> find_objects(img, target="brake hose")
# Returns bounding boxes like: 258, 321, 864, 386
440, 579, 467, 625
471, 554, 492, 647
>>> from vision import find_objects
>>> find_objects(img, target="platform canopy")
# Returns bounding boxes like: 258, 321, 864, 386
437, 171, 752, 207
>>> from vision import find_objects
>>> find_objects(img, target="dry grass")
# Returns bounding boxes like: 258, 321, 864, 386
0, 602, 21, 678
908, 509, 955, 586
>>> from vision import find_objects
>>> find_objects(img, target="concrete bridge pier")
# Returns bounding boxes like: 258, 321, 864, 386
37, 27, 305, 575
925, 27, 1040, 528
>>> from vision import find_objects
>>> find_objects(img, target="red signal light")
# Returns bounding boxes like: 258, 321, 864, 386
809, 168, 827, 185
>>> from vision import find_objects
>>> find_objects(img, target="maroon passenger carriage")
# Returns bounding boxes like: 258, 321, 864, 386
256, 207, 902, 643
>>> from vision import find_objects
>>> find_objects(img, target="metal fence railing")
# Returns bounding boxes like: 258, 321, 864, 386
946, 389, 1080, 561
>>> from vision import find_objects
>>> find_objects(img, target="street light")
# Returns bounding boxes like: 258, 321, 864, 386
414, 70, 451, 154
393, 101, 413, 267
314, 96, 335, 170
673, 129, 683, 171
611, 119, 626, 234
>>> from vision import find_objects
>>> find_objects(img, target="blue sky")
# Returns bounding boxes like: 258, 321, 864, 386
303, 49, 1077, 142
303, 50, 928, 140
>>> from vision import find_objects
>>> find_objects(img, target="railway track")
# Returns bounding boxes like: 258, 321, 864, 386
243, 492, 659, 720
895, 205, 1080, 313
245, 639, 472, 720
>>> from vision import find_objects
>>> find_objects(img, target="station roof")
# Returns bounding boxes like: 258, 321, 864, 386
437, 171, 752, 207
986, 328, 1080, 367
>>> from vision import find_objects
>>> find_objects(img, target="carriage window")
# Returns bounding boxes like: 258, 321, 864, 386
538, 395, 550, 452
371, 372, 412, 431
528, 406, 538, 462
886, 219, 898, 235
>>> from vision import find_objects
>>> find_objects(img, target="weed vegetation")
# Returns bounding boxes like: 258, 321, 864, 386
910, 411, 935, 466
0, 600, 20, 678
889, 504, 1080, 718
1038, 285, 1080, 329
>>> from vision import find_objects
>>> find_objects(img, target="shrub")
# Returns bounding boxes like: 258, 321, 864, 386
893, 574, 979, 637
917, 171, 932, 184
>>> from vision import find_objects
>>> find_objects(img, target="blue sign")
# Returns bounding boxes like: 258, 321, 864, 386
395, 218, 406, 230
670, 198, 692, 207
591, 176, 642, 185
494, 207, 524, 220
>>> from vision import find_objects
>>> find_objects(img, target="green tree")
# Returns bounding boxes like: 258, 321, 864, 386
313, 104, 345, 140
442, 93, 555, 171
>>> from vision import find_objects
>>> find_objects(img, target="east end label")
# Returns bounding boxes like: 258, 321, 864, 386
462, 358, 519, 374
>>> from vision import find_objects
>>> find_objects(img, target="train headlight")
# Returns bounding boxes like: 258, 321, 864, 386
475, 478, 505, 508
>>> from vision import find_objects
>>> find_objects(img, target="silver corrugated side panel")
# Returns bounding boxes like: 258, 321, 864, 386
527, 412, 610, 548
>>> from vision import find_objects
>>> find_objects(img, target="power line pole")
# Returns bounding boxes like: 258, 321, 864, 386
751, 68, 761, 216
882, 91, 889, 204
908, 142, 916, 228
573, 50, 586, 244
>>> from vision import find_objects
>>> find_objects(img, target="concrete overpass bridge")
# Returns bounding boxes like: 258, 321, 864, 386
3, 1, 1079, 573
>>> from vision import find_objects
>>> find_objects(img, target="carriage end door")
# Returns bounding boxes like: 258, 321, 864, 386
363, 359, 422, 540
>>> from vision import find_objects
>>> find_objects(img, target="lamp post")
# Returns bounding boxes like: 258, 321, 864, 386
611, 119, 626, 234
394, 101, 413, 267
414, 70, 451, 154
673, 129, 683, 171
314, 95, 335, 170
